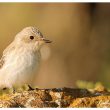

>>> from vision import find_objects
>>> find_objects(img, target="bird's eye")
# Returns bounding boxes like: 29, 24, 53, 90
30, 36, 34, 40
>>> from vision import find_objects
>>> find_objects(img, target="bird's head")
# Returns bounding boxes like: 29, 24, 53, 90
14, 26, 52, 52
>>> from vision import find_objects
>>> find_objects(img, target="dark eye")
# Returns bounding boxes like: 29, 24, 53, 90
30, 36, 34, 40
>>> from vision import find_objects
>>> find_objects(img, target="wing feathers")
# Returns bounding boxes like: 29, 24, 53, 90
0, 56, 5, 69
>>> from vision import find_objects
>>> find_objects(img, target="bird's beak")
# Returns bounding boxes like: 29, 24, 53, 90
42, 38, 52, 43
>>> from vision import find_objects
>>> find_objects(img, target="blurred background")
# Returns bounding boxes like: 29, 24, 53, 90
0, 3, 110, 88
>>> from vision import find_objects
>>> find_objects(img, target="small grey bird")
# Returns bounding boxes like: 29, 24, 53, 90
0, 26, 51, 89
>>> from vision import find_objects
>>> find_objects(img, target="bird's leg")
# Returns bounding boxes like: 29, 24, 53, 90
28, 85, 34, 90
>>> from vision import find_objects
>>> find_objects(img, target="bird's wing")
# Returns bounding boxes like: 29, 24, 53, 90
3, 42, 15, 55
0, 56, 5, 69
0, 42, 15, 69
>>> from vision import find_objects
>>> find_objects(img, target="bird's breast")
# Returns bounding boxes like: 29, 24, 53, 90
3, 49, 40, 75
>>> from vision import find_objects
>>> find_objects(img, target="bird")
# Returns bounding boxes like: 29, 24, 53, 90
0, 26, 51, 89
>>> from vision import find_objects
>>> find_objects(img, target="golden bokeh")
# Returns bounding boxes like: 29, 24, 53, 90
0, 3, 110, 88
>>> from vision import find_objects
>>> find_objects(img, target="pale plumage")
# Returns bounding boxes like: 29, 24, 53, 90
0, 26, 51, 89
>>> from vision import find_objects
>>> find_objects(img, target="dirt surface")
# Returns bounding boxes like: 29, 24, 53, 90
0, 86, 110, 108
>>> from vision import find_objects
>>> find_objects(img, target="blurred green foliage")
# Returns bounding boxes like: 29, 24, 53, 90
76, 80, 105, 89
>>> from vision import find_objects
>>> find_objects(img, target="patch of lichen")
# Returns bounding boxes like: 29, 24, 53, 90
70, 96, 110, 107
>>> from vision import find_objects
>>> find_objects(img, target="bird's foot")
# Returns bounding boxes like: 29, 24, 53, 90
0, 87, 14, 95
28, 85, 34, 90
